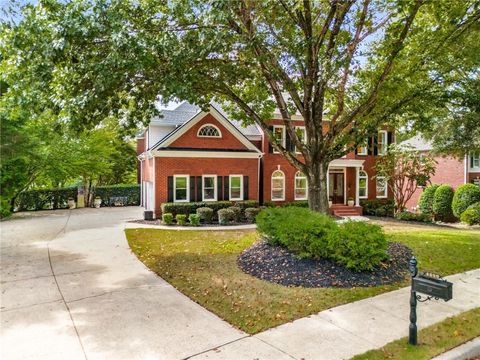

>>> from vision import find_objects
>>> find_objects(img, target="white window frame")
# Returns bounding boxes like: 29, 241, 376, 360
229, 175, 244, 201
294, 126, 306, 154
357, 139, 368, 156
470, 152, 480, 170
271, 170, 285, 201
294, 171, 308, 200
202, 175, 217, 202
358, 170, 368, 199
378, 130, 388, 156
197, 124, 222, 138
376, 176, 388, 198
174, 175, 190, 203
272, 125, 286, 154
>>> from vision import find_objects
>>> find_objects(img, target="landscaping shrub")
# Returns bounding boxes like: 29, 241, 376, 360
218, 208, 234, 225
16, 187, 78, 211
395, 211, 431, 223
188, 213, 200, 226
452, 184, 480, 218
433, 185, 455, 222
360, 199, 395, 217
196, 207, 214, 223
244, 207, 261, 223
94, 184, 140, 206
418, 184, 440, 217
325, 221, 388, 271
257, 207, 337, 256
162, 213, 174, 225
460, 202, 480, 225
228, 206, 242, 222
176, 214, 187, 225
161, 200, 259, 217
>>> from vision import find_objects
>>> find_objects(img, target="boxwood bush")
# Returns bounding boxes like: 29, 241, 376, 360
460, 202, 480, 225
256, 207, 388, 271
432, 185, 455, 222
161, 200, 258, 217
452, 184, 480, 218
360, 199, 395, 217
176, 214, 187, 225
196, 207, 214, 223
188, 213, 200, 226
162, 213, 174, 225
418, 184, 440, 217
245, 207, 261, 223
228, 206, 242, 222
218, 208, 234, 225
395, 211, 431, 223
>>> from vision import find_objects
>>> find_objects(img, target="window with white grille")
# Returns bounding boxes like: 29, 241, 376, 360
197, 124, 221, 138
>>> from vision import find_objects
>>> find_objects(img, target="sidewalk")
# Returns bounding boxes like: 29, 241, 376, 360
191, 268, 480, 360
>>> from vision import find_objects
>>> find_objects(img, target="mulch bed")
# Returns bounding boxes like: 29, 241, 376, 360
237, 241, 412, 288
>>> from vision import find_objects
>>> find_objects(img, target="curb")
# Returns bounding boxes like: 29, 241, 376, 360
432, 337, 480, 360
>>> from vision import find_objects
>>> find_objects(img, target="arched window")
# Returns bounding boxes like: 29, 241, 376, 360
197, 124, 221, 138
271, 170, 285, 201
358, 170, 368, 199
294, 172, 307, 200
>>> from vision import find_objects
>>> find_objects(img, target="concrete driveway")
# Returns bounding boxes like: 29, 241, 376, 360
0, 207, 250, 360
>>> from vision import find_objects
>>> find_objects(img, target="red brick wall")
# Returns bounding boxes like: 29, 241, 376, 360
169, 114, 248, 150
153, 157, 259, 216
405, 154, 465, 211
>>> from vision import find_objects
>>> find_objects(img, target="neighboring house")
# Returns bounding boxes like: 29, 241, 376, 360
400, 135, 480, 211
137, 102, 395, 218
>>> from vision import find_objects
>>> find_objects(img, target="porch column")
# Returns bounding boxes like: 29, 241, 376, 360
326, 167, 330, 203
355, 166, 360, 206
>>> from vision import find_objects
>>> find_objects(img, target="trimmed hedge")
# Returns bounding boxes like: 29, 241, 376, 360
94, 184, 140, 206
452, 184, 480, 218
256, 207, 388, 271
360, 199, 395, 217
161, 200, 259, 217
218, 208, 234, 225
16, 187, 78, 211
162, 213, 174, 225
395, 211, 431, 223
460, 202, 480, 225
433, 185, 455, 222
418, 184, 440, 217
245, 207, 261, 223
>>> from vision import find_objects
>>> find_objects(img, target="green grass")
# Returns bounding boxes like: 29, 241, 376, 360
126, 225, 480, 334
352, 307, 480, 360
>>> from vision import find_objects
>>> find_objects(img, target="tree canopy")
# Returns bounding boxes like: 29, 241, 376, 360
1, 0, 479, 213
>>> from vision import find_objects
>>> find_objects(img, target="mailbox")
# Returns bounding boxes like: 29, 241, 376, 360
412, 273, 453, 301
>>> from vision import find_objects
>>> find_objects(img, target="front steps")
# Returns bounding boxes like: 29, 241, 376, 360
330, 204, 363, 217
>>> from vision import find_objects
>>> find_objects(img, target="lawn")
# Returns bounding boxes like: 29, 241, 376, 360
352, 307, 480, 360
125, 224, 480, 334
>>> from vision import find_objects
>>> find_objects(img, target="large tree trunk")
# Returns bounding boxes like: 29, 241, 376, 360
307, 160, 330, 214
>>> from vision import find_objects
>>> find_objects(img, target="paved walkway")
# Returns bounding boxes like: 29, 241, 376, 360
2, 207, 479, 360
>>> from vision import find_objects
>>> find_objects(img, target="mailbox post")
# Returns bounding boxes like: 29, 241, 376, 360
408, 256, 453, 345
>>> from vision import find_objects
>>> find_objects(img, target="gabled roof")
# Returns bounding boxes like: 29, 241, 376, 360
151, 101, 262, 137
150, 104, 262, 154
399, 135, 433, 151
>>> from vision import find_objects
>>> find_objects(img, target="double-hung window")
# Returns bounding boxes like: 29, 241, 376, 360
357, 139, 368, 156
294, 126, 306, 154
202, 175, 217, 201
272, 125, 286, 153
378, 130, 388, 155
229, 175, 243, 200
294, 172, 308, 200
358, 170, 368, 198
174, 175, 189, 202
376, 176, 387, 198
271, 170, 285, 201
470, 152, 480, 170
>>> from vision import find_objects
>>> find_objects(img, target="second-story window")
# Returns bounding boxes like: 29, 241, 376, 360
357, 139, 368, 156
470, 152, 480, 170
378, 130, 388, 155
272, 125, 286, 153
198, 124, 221, 138
294, 126, 306, 154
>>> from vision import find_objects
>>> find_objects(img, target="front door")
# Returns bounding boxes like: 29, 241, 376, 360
329, 173, 344, 204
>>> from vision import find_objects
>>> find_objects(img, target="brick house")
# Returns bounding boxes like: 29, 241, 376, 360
400, 135, 480, 211
137, 102, 395, 218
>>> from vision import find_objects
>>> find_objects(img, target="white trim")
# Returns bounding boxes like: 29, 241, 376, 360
197, 124, 222, 138
153, 105, 262, 154
376, 176, 388, 198
271, 170, 285, 201
329, 159, 365, 168
294, 126, 306, 154
152, 158, 156, 217
328, 168, 346, 205
152, 150, 262, 159
272, 113, 304, 121
355, 167, 359, 206
272, 125, 286, 154
294, 171, 308, 200
464, 155, 468, 184
202, 175, 217, 202
358, 170, 369, 199
173, 175, 190, 203
229, 175, 244, 201
378, 130, 388, 156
